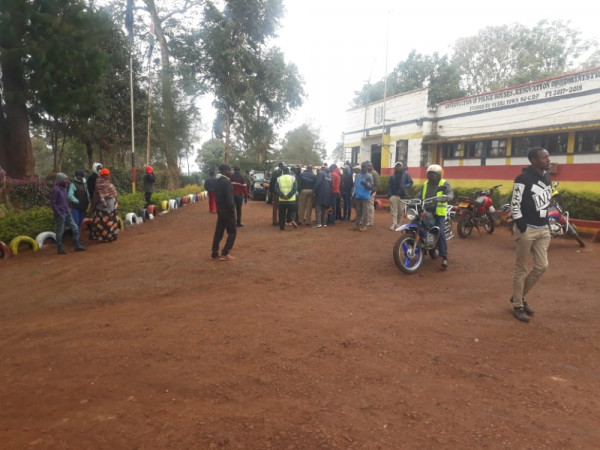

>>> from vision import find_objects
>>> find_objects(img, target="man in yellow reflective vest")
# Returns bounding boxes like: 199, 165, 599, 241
418, 164, 454, 269
275, 166, 299, 231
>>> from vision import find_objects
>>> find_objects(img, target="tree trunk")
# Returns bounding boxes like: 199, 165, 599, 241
224, 112, 231, 164
85, 140, 93, 169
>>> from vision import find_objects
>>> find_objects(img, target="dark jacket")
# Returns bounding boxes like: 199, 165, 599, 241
511, 165, 552, 230
69, 178, 89, 211
299, 170, 316, 190
87, 172, 98, 200
387, 170, 414, 198
204, 176, 218, 193
269, 168, 282, 193
144, 172, 156, 193
51, 184, 70, 218
340, 170, 354, 195
313, 169, 332, 207
215, 176, 235, 212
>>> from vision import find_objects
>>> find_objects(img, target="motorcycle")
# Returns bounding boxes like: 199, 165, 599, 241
500, 182, 585, 247
547, 182, 586, 247
393, 197, 454, 274
455, 184, 502, 238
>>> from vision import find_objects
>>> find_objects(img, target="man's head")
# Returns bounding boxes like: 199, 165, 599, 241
360, 161, 368, 173
145, 165, 153, 174
219, 163, 232, 177
56, 172, 68, 187
366, 161, 373, 172
75, 170, 85, 180
306, 165, 313, 172
99, 168, 110, 179
394, 162, 403, 173
528, 147, 551, 172
233, 166, 241, 173
282, 166, 290, 174
426, 164, 443, 184
209, 169, 215, 176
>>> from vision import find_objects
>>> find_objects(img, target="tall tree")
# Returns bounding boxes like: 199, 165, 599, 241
279, 124, 326, 166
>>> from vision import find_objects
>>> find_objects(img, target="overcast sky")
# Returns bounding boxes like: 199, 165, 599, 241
273, 0, 600, 157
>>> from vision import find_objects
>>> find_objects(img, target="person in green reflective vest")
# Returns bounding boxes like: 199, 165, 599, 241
275, 166, 299, 231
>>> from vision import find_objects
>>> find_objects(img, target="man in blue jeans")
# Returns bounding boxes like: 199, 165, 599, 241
51, 173, 86, 255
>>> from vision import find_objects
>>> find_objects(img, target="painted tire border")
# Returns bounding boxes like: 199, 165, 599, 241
9, 236, 39, 255
35, 231, 57, 249
0, 241, 12, 259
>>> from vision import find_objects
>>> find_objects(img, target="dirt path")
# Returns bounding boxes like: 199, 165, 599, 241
1, 199, 599, 449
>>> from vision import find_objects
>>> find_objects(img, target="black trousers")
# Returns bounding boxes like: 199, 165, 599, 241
144, 191, 152, 208
211, 211, 237, 257
233, 194, 243, 224
278, 202, 296, 230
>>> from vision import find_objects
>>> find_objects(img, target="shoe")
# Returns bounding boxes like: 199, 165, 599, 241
510, 297, 534, 315
389, 225, 396, 231
237, 223, 244, 227
358, 227, 367, 232
314, 224, 322, 228
218, 255, 235, 261
209, 255, 219, 261
57, 247, 67, 255
290, 221, 298, 228
441, 258, 448, 269
74, 246, 87, 252
513, 306, 530, 322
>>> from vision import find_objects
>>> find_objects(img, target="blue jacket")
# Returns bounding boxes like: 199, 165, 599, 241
353, 172, 373, 200
387, 171, 413, 198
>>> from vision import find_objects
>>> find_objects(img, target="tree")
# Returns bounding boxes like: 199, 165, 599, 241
195, 138, 224, 176
279, 124, 326, 166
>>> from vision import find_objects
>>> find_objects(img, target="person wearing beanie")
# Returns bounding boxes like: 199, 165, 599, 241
210, 164, 237, 261
68, 170, 89, 230
51, 173, 86, 254
143, 165, 156, 208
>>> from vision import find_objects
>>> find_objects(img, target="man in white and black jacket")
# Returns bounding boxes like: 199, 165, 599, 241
510, 147, 553, 322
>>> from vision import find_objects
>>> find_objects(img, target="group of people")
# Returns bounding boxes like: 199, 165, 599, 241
50, 163, 156, 254
208, 148, 553, 324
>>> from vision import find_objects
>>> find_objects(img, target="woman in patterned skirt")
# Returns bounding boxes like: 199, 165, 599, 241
91, 168, 119, 242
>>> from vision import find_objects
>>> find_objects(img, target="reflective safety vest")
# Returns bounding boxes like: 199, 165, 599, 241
423, 179, 447, 216
277, 173, 296, 202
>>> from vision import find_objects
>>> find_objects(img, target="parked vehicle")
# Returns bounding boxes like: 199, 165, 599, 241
455, 184, 502, 238
392, 197, 454, 274
249, 171, 268, 200
500, 182, 585, 247
547, 182, 585, 247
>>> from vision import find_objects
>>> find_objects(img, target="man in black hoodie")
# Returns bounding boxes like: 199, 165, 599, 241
210, 164, 237, 261
510, 147, 552, 322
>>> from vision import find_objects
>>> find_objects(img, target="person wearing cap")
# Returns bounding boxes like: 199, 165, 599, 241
143, 165, 156, 209
417, 164, 454, 268
230, 166, 248, 227
366, 161, 379, 226
274, 166, 298, 230
51, 173, 86, 254
350, 162, 374, 232
340, 165, 354, 221
387, 162, 414, 230
68, 170, 89, 231
210, 164, 237, 261
91, 168, 119, 243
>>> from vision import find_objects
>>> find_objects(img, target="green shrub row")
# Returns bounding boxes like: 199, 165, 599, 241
0, 185, 204, 244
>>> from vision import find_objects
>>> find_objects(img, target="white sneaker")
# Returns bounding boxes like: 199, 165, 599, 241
389, 224, 396, 231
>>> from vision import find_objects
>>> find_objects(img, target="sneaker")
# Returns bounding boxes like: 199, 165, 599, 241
290, 221, 298, 228
74, 246, 87, 252
218, 254, 236, 261
389, 225, 396, 231
358, 227, 367, 232
237, 223, 244, 227
513, 306, 530, 322
314, 224, 322, 228
441, 258, 448, 269
209, 255, 219, 261
510, 297, 534, 315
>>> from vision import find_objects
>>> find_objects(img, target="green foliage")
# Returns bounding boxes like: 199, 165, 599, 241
0, 207, 55, 243
558, 190, 600, 221
279, 124, 326, 165
6, 178, 53, 210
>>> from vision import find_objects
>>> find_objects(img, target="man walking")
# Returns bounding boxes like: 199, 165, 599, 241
275, 166, 298, 230
143, 165, 156, 208
510, 147, 553, 322
350, 162, 374, 232
68, 170, 89, 231
230, 166, 248, 227
298, 165, 316, 226
312, 165, 332, 228
204, 169, 218, 213
340, 165, 354, 221
269, 162, 284, 226
51, 173, 87, 255
210, 164, 237, 261
387, 162, 414, 230
366, 161, 379, 226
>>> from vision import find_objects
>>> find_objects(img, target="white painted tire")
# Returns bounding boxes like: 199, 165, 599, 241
35, 231, 57, 248
135, 215, 143, 225
168, 199, 178, 210
125, 212, 137, 226
188, 194, 195, 204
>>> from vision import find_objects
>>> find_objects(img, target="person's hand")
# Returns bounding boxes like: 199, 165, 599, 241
437, 185, 448, 194
514, 218, 527, 233
244, 197, 248, 204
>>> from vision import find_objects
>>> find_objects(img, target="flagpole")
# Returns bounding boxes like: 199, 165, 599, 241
126, 0, 136, 193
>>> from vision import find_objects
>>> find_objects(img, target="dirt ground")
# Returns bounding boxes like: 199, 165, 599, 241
1, 198, 599, 450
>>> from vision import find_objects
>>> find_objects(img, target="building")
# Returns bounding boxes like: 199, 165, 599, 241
343, 67, 600, 193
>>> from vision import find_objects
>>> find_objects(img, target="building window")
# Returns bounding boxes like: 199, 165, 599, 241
512, 133, 568, 156
374, 106, 383, 125
351, 146, 360, 165
395, 140, 408, 166
575, 130, 600, 153
465, 141, 486, 158
488, 139, 507, 157
442, 142, 462, 159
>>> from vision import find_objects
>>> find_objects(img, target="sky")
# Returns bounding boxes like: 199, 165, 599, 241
271, 0, 600, 157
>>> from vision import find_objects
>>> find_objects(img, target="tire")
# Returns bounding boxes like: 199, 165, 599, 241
139, 209, 148, 221
0, 241, 12, 259
483, 214, 495, 234
393, 235, 423, 274
117, 216, 125, 230
567, 223, 586, 248
176, 197, 183, 207
457, 216, 473, 238
9, 236, 39, 255
168, 199, 178, 210
35, 231, 57, 249
81, 217, 93, 231
147, 205, 157, 216
125, 212, 137, 226
161, 200, 168, 211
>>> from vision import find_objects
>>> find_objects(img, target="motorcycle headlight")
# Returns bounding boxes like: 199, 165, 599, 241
406, 208, 417, 221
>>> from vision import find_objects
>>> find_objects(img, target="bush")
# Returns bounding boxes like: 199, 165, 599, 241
6, 178, 53, 210
0, 207, 55, 243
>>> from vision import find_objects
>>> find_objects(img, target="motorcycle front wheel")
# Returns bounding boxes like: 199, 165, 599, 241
393, 235, 423, 274
567, 223, 586, 248
483, 213, 495, 234
457, 216, 473, 238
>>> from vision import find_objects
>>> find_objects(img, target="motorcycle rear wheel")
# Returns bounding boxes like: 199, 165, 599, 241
483, 214, 495, 234
567, 223, 586, 247
393, 235, 423, 274
457, 216, 473, 238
